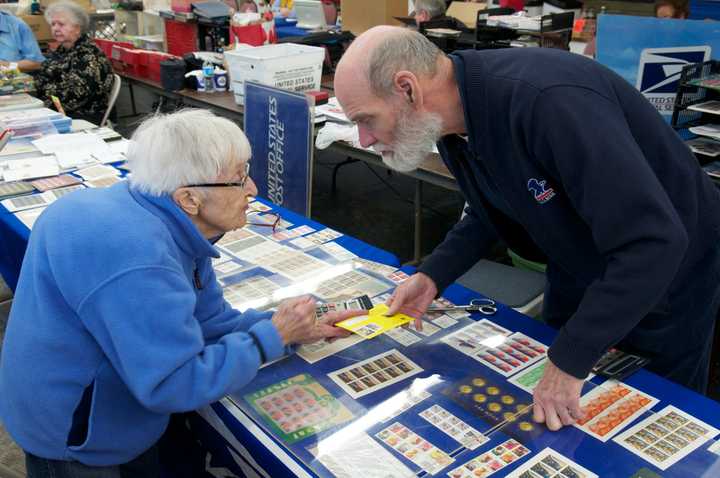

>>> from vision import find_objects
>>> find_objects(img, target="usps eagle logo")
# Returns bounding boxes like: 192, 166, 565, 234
635, 46, 711, 116
527, 178, 555, 204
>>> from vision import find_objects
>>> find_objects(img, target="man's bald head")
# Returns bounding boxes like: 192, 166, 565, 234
336, 26, 442, 97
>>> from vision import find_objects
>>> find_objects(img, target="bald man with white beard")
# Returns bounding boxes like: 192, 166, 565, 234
334, 26, 720, 431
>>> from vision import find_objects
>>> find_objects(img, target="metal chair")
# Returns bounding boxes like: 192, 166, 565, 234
456, 259, 546, 317
454, 204, 546, 318
100, 73, 122, 128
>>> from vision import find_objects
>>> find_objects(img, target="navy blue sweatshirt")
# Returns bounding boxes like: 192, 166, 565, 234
418, 48, 720, 379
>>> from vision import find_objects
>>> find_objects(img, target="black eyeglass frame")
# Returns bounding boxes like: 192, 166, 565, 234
245, 212, 281, 233
184, 163, 251, 190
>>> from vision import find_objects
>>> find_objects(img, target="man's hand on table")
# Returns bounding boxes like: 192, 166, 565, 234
272, 295, 365, 345
386, 272, 438, 330
532, 358, 584, 431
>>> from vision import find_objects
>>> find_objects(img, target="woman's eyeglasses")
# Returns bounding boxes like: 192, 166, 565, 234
183, 164, 281, 233
185, 163, 252, 190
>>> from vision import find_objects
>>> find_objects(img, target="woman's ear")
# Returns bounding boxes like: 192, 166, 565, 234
172, 188, 202, 216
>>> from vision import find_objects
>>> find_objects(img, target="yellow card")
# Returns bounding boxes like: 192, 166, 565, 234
336, 304, 415, 339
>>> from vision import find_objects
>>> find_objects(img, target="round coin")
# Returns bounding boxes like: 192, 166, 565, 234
459, 385, 473, 394
519, 421, 534, 431
488, 402, 502, 413
473, 393, 487, 403
503, 412, 517, 422
487, 386, 500, 396
472, 378, 486, 387
501, 395, 515, 405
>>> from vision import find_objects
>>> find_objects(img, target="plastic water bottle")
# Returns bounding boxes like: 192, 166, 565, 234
202, 60, 215, 93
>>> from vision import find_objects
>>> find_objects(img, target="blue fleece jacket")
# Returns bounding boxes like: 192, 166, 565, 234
0, 182, 286, 465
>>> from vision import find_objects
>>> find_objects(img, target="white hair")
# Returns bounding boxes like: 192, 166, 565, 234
127, 109, 252, 196
44, 1, 90, 33
414, 0, 447, 18
375, 103, 444, 172
367, 29, 442, 97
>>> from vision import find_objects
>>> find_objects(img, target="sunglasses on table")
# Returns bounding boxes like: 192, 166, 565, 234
245, 211, 282, 233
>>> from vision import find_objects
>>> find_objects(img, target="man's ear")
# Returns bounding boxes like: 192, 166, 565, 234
173, 188, 202, 216
393, 71, 422, 107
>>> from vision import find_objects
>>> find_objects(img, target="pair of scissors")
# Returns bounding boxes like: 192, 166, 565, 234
428, 298, 498, 315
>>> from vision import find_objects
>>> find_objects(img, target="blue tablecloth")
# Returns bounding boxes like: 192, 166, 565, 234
0, 206, 30, 291
181, 206, 720, 478
4, 192, 720, 477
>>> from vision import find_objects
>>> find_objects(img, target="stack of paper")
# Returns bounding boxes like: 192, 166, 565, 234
99, 138, 130, 164
687, 100, 720, 116
84, 127, 122, 141
686, 137, 720, 157
33, 133, 112, 169
1, 155, 59, 181
0, 136, 40, 159
315, 98, 350, 124
689, 124, 720, 140
487, 13, 541, 31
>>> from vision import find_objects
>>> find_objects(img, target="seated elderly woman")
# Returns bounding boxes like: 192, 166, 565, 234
0, 109, 361, 477
34, 1, 113, 124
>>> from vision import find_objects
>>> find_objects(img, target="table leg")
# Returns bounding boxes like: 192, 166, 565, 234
128, 82, 137, 116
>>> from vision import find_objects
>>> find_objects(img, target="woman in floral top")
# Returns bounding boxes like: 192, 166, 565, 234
35, 1, 113, 124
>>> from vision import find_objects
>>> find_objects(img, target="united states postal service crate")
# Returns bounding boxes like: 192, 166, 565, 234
225, 43, 325, 105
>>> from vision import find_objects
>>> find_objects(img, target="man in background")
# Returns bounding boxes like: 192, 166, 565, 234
655, 0, 690, 18
413, 0, 465, 29
0, 11, 44, 72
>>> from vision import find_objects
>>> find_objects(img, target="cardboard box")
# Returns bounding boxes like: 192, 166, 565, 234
40, 0, 93, 12
225, 43, 326, 105
446, 2, 487, 28
20, 15, 53, 42
342, 0, 408, 35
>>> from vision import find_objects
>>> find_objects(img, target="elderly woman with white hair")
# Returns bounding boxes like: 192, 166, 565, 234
34, 1, 113, 124
0, 110, 360, 477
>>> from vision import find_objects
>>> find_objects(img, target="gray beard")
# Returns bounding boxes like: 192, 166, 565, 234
377, 109, 444, 172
